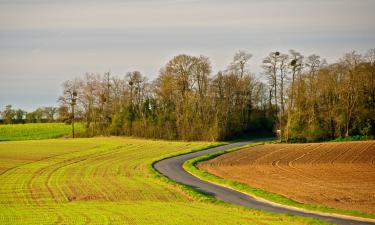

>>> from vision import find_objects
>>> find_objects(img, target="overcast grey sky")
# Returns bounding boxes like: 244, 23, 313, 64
1, 0, 374, 111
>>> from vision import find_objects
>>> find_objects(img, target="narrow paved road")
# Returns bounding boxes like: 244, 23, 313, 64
154, 141, 375, 225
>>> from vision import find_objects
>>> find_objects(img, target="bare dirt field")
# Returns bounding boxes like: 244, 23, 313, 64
198, 141, 375, 214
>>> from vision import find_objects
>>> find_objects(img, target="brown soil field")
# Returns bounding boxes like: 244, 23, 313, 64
198, 141, 375, 214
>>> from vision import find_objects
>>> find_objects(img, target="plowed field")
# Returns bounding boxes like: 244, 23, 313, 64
198, 141, 375, 214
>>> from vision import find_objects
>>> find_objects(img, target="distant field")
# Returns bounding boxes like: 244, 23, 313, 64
198, 141, 375, 215
0, 137, 323, 225
0, 123, 83, 141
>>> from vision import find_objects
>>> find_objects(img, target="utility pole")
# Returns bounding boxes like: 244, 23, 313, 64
129, 80, 134, 135
273, 51, 281, 140
71, 91, 77, 138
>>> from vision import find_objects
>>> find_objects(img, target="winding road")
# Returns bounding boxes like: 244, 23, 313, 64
154, 141, 375, 225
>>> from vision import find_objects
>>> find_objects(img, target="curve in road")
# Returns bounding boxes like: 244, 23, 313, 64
154, 141, 375, 225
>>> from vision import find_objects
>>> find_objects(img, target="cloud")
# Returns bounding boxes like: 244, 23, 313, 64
0, 0, 374, 110
1, 0, 374, 30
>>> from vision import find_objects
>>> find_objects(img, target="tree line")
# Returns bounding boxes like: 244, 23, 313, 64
279, 50, 375, 142
58, 52, 273, 141
0, 105, 59, 124
2, 49, 374, 142
57, 49, 375, 141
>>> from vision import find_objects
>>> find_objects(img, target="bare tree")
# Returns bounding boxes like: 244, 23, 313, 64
58, 79, 79, 138
228, 50, 252, 78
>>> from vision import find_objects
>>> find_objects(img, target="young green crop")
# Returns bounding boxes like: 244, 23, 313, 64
0, 137, 328, 225
0, 123, 84, 141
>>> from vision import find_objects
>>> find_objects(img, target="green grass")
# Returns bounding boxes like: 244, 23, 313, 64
0, 137, 329, 225
184, 142, 375, 220
0, 123, 84, 141
286, 135, 374, 143
329, 135, 373, 142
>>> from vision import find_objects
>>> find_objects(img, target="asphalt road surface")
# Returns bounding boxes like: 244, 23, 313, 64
154, 141, 375, 225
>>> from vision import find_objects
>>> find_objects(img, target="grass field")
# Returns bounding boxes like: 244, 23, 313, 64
196, 141, 375, 218
0, 137, 327, 225
0, 123, 84, 141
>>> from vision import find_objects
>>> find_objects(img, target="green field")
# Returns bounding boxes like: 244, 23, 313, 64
0, 137, 327, 225
0, 123, 83, 141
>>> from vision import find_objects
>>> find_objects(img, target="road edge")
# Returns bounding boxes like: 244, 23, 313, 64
152, 141, 332, 225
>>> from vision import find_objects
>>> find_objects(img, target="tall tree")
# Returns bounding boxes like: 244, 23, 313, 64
1, 105, 15, 124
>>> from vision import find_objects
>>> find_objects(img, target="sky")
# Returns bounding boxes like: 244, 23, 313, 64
0, 0, 374, 111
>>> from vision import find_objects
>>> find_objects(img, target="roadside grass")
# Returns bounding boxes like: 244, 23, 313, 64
183, 142, 375, 220
0, 137, 329, 225
0, 123, 84, 141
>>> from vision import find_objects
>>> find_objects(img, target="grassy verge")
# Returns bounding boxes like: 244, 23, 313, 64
150, 142, 227, 203
183, 141, 375, 220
